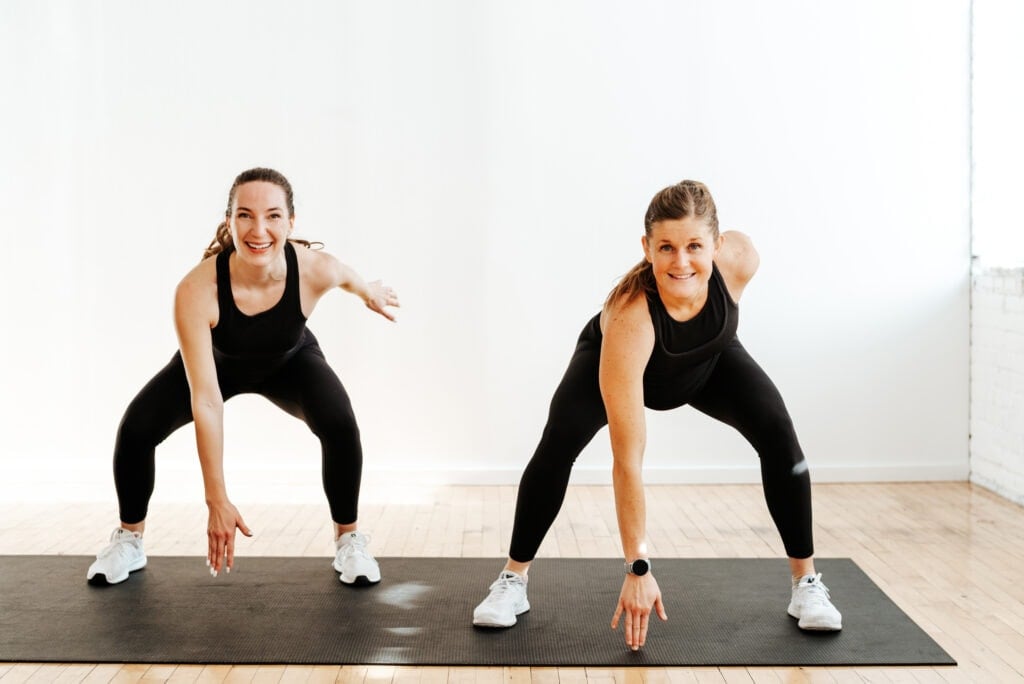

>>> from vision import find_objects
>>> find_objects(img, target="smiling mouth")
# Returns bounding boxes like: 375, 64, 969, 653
245, 241, 273, 251
668, 273, 695, 280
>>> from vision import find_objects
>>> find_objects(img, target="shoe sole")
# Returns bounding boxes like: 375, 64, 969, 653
788, 608, 842, 631
797, 618, 842, 631
87, 560, 147, 586
339, 573, 381, 586
473, 601, 530, 628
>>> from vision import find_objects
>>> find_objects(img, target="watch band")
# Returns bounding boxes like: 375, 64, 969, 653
624, 558, 651, 576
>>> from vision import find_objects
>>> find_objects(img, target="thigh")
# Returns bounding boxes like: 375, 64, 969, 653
688, 339, 797, 448
259, 345, 354, 425
538, 338, 608, 454
119, 352, 195, 439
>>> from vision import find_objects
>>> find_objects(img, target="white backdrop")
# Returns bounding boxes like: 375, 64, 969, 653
0, 1, 970, 504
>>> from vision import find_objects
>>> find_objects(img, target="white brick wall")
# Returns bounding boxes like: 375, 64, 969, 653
970, 265, 1024, 505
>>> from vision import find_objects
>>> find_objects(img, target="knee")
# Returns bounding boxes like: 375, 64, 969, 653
307, 405, 361, 445
115, 402, 161, 451
748, 411, 804, 470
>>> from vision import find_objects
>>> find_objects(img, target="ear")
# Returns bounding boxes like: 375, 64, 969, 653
641, 235, 653, 263
288, 215, 295, 235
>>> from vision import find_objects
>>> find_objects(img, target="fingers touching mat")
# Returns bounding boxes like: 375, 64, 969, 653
0, 557, 954, 666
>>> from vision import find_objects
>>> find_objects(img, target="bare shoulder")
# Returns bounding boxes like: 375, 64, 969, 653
293, 243, 344, 293
600, 291, 654, 343
174, 256, 218, 325
715, 230, 760, 302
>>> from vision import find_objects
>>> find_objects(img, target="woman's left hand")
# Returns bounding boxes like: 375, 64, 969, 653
611, 573, 668, 650
365, 280, 400, 321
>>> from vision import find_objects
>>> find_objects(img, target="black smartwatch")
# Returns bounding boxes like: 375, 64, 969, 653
624, 558, 651, 576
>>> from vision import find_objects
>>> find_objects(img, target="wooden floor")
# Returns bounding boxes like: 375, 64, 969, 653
2, 482, 1023, 683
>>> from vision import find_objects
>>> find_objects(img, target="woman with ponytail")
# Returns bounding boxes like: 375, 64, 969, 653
87, 168, 399, 588
472, 180, 842, 647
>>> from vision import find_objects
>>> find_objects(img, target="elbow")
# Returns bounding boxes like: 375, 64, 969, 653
191, 394, 223, 418
612, 457, 642, 484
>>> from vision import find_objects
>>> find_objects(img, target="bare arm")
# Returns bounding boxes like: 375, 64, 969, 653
300, 248, 400, 321
174, 265, 251, 575
600, 294, 667, 650
715, 230, 760, 302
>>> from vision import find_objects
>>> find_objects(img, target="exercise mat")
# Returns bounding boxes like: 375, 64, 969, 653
0, 556, 955, 666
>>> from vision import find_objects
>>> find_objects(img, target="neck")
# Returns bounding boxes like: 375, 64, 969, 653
658, 283, 709, 322
229, 248, 288, 286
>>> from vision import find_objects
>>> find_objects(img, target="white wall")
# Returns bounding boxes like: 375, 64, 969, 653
0, 0, 970, 505
970, 269, 1024, 506
968, 0, 1024, 505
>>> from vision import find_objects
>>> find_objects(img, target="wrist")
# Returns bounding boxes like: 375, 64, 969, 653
624, 558, 652, 576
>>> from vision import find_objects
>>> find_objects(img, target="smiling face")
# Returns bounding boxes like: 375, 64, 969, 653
643, 217, 721, 308
228, 181, 294, 264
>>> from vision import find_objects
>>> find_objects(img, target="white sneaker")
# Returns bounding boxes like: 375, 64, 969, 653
333, 531, 381, 585
86, 528, 147, 585
788, 573, 842, 631
473, 570, 530, 627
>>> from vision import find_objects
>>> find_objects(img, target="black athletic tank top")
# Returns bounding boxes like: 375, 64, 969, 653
211, 242, 309, 363
641, 262, 738, 407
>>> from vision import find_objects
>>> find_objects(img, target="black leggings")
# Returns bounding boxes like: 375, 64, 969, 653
509, 337, 813, 561
113, 341, 362, 524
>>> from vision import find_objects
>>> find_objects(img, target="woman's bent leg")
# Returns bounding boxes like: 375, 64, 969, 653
260, 345, 363, 526
508, 342, 608, 563
113, 353, 195, 524
688, 340, 813, 559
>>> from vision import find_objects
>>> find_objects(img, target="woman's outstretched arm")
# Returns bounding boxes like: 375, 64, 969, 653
600, 293, 667, 651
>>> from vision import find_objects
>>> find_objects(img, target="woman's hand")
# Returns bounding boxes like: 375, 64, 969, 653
206, 500, 252, 576
365, 280, 400, 322
610, 573, 668, 650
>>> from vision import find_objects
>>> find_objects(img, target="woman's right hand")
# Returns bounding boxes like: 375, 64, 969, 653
206, 500, 252, 576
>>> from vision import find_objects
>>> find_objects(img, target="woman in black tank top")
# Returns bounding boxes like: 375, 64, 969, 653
473, 180, 843, 644
87, 168, 399, 588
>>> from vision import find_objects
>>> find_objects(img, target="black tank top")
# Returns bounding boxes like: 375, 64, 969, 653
641, 262, 738, 407
211, 242, 309, 362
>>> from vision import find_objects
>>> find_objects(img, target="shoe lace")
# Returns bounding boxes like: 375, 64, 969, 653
798, 573, 832, 606
96, 529, 139, 561
484, 573, 524, 603
338, 532, 372, 560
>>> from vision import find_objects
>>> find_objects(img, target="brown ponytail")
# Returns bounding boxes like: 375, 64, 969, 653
201, 167, 323, 261
604, 259, 657, 308
203, 221, 234, 261
605, 180, 719, 308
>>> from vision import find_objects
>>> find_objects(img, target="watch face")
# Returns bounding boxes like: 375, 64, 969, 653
631, 559, 650, 576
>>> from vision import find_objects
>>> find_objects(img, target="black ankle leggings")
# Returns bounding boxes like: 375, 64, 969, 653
113, 337, 362, 524
509, 337, 813, 561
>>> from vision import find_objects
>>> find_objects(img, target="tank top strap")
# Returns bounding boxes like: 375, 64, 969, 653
215, 248, 235, 316
283, 241, 302, 314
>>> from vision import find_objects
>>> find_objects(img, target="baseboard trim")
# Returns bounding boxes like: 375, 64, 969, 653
1, 461, 969, 503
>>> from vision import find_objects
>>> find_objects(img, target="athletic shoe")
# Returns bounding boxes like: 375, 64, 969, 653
472, 570, 530, 627
333, 531, 381, 585
86, 528, 147, 585
788, 572, 842, 630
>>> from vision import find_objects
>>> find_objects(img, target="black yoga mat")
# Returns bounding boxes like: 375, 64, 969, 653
0, 556, 954, 667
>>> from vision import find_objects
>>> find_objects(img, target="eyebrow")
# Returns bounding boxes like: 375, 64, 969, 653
235, 206, 285, 213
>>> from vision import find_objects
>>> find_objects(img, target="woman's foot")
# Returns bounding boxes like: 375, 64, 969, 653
333, 531, 381, 585
787, 572, 842, 630
472, 570, 530, 627
86, 528, 147, 585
